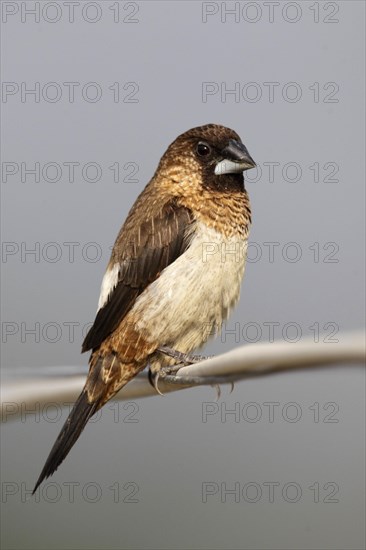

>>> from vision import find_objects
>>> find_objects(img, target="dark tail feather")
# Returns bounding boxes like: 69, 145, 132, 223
32, 390, 99, 494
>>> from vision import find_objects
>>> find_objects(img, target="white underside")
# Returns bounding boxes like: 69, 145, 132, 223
97, 221, 248, 357
131, 221, 248, 354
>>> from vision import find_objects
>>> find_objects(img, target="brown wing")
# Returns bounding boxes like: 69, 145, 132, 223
82, 201, 195, 352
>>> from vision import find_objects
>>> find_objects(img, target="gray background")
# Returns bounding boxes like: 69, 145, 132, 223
1, 1, 365, 549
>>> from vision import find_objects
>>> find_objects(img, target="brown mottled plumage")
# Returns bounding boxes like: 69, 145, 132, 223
33, 124, 255, 493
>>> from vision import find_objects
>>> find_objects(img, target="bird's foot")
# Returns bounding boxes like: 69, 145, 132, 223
149, 346, 212, 395
149, 347, 235, 397
148, 362, 235, 399
148, 363, 185, 396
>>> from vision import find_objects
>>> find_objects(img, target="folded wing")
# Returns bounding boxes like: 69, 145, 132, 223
82, 201, 195, 352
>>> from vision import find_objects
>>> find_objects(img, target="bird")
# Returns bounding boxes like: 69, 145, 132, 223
33, 123, 256, 493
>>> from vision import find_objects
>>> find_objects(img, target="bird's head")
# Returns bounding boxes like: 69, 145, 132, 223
157, 124, 256, 192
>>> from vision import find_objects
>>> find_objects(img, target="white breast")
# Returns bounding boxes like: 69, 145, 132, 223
132, 221, 248, 353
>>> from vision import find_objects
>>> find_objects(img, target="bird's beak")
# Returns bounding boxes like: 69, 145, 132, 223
215, 139, 256, 175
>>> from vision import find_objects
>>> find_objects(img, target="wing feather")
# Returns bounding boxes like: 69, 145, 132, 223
82, 201, 195, 352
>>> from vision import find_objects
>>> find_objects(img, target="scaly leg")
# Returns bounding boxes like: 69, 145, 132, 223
157, 346, 212, 365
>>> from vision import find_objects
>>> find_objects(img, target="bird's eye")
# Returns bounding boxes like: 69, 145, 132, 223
196, 142, 211, 157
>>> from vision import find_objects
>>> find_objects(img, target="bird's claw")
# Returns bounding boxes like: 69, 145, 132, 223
212, 382, 234, 399
149, 348, 235, 397
148, 363, 185, 395
213, 384, 221, 400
